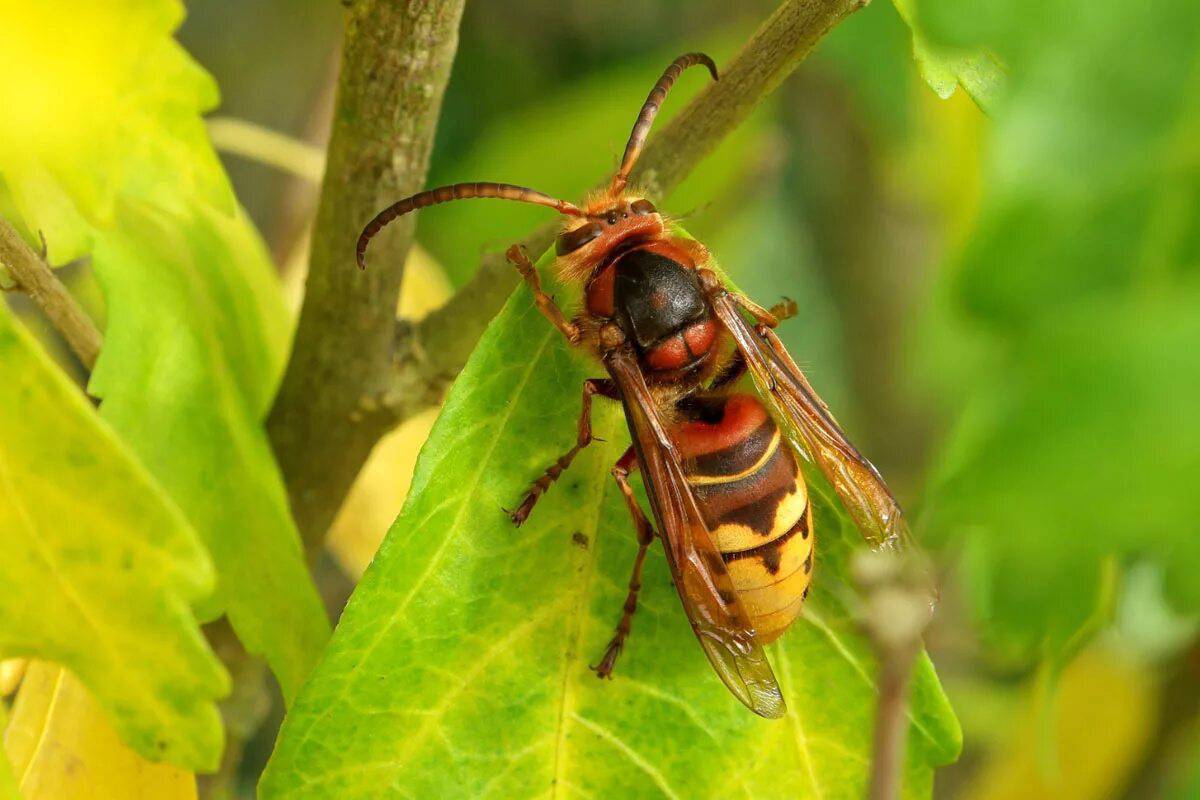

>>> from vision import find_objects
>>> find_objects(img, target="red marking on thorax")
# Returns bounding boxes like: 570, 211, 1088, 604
645, 320, 718, 372
635, 239, 696, 268
646, 336, 688, 370
673, 394, 768, 456
684, 319, 716, 354
585, 262, 616, 317
585, 238, 695, 319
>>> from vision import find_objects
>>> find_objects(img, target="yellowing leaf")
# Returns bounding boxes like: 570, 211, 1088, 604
0, 0, 230, 263
0, 705, 15, 800
325, 408, 441, 579
964, 648, 1157, 800
0, 301, 226, 769
260, 249, 960, 798
4, 662, 196, 800
0, 1, 330, 698
88, 200, 329, 700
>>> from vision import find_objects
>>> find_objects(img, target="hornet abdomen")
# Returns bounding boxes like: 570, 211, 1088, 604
670, 393, 813, 643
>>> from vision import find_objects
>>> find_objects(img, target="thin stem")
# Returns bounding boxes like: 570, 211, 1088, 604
266, 0, 468, 551
868, 639, 920, 800
853, 550, 935, 800
0, 218, 102, 370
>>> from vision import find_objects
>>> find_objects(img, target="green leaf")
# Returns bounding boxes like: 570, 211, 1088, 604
916, 0, 1200, 652
0, 1, 330, 697
927, 294, 1200, 652
0, 301, 227, 770
87, 200, 330, 699
260, 251, 959, 798
891, 0, 1004, 112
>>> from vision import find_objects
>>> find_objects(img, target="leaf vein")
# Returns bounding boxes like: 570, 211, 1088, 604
570, 712, 682, 800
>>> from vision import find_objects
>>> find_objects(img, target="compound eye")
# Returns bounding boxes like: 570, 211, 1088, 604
556, 222, 603, 255
631, 198, 657, 215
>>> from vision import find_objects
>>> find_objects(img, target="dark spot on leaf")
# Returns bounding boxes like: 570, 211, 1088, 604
572, 531, 589, 549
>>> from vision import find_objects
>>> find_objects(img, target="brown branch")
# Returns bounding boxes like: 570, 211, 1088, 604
384, 0, 870, 429
854, 550, 936, 800
266, 0, 468, 551
0, 218, 102, 370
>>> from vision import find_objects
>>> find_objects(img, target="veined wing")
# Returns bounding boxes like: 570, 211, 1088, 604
709, 288, 911, 551
605, 347, 785, 719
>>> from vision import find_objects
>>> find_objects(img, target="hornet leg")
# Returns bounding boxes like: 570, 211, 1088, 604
731, 291, 784, 328
509, 378, 619, 526
769, 297, 798, 323
593, 446, 656, 679
507, 243, 581, 344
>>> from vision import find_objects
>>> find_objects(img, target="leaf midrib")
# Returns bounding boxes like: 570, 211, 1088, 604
551, 407, 620, 799
285, 327, 556, 789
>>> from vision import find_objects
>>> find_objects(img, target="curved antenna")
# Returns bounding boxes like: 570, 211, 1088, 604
357, 182, 582, 268
611, 52, 719, 194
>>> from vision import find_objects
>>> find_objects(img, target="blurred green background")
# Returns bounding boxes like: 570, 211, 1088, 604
5, 0, 1196, 796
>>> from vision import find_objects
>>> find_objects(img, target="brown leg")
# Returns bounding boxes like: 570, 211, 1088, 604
732, 291, 782, 328
509, 378, 618, 526
592, 447, 656, 679
507, 244, 580, 344
769, 296, 798, 323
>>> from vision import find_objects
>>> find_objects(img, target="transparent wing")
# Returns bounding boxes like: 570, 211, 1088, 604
709, 289, 912, 551
606, 348, 785, 719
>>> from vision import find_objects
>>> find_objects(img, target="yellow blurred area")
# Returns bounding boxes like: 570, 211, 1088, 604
0, 660, 26, 698
0, 2, 135, 162
904, 77, 986, 253
3, 661, 195, 800
324, 244, 452, 578
965, 647, 1158, 800
0, 0, 217, 262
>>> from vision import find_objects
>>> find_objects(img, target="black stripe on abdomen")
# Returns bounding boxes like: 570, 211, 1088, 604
721, 512, 809, 574
688, 419, 776, 478
688, 439, 799, 536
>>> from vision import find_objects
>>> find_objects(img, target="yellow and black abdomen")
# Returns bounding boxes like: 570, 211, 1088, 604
671, 393, 814, 643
